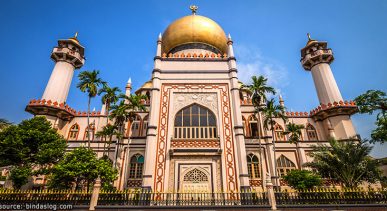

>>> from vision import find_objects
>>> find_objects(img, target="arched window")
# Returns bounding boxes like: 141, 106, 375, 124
128, 154, 144, 179
145, 91, 151, 101
83, 124, 95, 140
277, 155, 296, 177
274, 124, 285, 141
141, 115, 148, 137
306, 124, 318, 141
130, 115, 141, 137
247, 154, 260, 179
183, 168, 208, 182
242, 116, 247, 136
248, 115, 259, 138
68, 124, 79, 140
174, 104, 217, 139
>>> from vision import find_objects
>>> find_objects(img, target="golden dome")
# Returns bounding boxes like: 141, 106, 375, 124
162, 14, 228, 54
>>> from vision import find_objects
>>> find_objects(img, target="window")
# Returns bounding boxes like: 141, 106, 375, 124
247, 154, 260, 179
141, 115, 148, 137
183, 168, 208, 182
83, 124, 95, 140
306, 124, 318, 141
130, 115, 141, 137
277, 155, 296, 177
242, 116, 247, 136
68, 124, 79, 140
274, 124, 285, 141
128, 154, 144, 179
174, 104, 217, 139
248, 115, 259, 138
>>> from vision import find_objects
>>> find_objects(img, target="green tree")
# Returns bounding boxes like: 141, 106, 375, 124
261, 99, 288, 186
96, 124, 119, 157
283, 123, 305, 168
77, 70, 106, 148
109, 94, 147, 167
98, 85, 121, 123
0, 118, 11, 131
283, 169, 322, 191
354, 90, 387, 143
243, 76, 276, 181
242, 75, 276, 106
0, 116, 67, 188
49, 147, 118, 190
305, 139, 381, 188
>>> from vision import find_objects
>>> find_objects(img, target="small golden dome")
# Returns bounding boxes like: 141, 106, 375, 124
162, 14, 228, 54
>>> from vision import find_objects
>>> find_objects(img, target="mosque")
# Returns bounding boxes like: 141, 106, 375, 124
25, 6, 358, 192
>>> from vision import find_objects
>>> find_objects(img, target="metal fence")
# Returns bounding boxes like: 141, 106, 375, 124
0, 189, 91, 205
0, 188, 386, 206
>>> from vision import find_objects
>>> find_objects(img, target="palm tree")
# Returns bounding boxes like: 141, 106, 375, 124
96, 124, 119, 157
261, 98, 288, 187
98, 85, 121, 125
283, 123, 305, 168
0, 118, 11, 131
77, 70, 106, 149
305, 139, 381, 188
109, 93, 147, 167
243, 75, 276, 106
283, 123, 305, 144
243, 76, 276, 185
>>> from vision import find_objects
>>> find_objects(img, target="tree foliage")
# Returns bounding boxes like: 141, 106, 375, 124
283, 170, 322, 191
305, 139, 381, 188
283, 123, 305, 144
354, 90, 387, 143
0, 116, 67, 188
48, 147, 118, 190
242, 75, 276, 106
0, 118, 12, 131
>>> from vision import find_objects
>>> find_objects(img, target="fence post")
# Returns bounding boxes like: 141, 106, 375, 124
266, 173, 277, 210
89, 177, 101, 211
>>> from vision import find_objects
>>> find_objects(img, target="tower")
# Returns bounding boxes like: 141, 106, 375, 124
42, 33, 85, 103
301, 34, 357, 139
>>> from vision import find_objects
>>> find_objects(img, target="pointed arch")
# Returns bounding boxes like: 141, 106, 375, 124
83, 123, 95, 140
306, 124, 318, 141
128, 154, 144, 179
174, 104, 217, 139
248, 115, 259, 138
130, 115, 142, 137
276, 155, 296, 177
274, 123, 285, 141
68, 123, 79, 140
247, 153, 260, 179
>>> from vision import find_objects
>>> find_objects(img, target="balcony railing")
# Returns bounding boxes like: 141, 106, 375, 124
174, 126, 217, 139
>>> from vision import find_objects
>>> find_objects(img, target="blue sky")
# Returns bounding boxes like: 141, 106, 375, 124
0, 0, 386, 157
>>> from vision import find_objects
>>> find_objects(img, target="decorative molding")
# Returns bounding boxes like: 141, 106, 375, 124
173, 92, 218, 114
153, 84, 238, 194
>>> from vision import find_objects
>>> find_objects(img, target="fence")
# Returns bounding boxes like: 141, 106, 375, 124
0, 188, 386, 206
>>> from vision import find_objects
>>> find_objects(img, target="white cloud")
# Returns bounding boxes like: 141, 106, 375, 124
235, 44, 289, 97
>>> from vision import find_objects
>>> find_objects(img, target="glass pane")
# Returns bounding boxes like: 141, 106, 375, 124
191, 104, 199, 114
183, 115, 190, 126
175, 114, 182, 126
192, 115, 199, 126
200, 115, 207, 126
208, 114, 216, 126
138, 155, 144, 163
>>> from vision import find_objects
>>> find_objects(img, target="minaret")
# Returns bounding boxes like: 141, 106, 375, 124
301, 33, 342, 105
42, 33, 85, 103
301, 34, 357, 139
125, 77, 132, 97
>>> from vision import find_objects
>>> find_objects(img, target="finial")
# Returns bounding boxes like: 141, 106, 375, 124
190, 5, 198, 15
74, 32, 78, 39
228, 34, 232, 40
307, 33, 311, 41
158, 33, 162, 41
127, 77, 132, 84
279, 95, 283, 101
